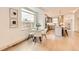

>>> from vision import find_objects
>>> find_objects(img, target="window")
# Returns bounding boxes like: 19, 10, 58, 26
21, 8, 36, 23
21, 8, 37, 28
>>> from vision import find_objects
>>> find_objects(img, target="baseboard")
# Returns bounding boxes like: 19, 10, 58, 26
0, 36, 27, 51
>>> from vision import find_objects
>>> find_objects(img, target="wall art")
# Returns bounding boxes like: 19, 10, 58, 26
9, 8, 18, 28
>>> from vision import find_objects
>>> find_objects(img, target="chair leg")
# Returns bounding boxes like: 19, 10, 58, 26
44, 34, 47, 40
39, 37, 42, 43
65, 30, 68, 36
33, 37, 37, 43
42, 34, 47, 40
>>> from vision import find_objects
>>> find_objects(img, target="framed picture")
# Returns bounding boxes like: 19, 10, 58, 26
9, 8, 18, 28
9, 18, 18, 28
9, 8, 18, 18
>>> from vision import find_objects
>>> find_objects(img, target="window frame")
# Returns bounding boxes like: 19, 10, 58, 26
21, 8, 38, 28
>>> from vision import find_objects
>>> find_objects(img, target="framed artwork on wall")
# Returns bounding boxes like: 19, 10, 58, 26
9, 8, 18, 18
9, 8, 18, 28
9, 18, 18, 28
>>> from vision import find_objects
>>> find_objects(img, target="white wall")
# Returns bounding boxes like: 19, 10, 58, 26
74, 9, 79, 32
0, 7, 30, 50
64, 14, 75, 32
0, 7, 45, 50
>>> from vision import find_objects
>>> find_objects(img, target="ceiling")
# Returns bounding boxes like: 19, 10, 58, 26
40, 7, 79, 17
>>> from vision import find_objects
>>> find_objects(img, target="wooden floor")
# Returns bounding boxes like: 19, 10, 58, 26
5, 30, 79, 51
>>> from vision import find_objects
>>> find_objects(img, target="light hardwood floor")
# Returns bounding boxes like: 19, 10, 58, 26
5, 30, 79, 51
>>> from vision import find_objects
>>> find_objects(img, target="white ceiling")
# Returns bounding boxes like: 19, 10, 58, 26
40, 7, 79, 17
